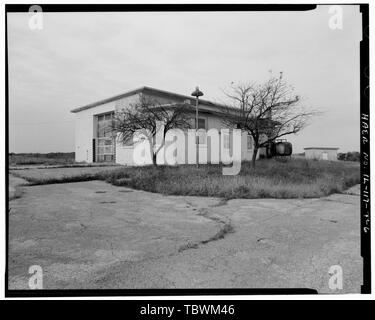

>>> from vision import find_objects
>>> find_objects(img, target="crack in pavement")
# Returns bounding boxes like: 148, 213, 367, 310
320, 218, 338, 223
178, 200, 235, 253
85, 198, 236, 285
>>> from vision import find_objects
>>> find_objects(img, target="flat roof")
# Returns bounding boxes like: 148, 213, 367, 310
70, 86, 230, 113
304, 147, 339, 150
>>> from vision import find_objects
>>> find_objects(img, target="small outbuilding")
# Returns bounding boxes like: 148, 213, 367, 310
304, 147, 339, 161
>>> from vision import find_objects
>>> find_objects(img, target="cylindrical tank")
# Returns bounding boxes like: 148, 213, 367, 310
275, 141, 293, 156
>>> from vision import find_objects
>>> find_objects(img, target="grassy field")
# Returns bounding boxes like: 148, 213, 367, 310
12, 158, 359, 199
99, 159, 359, 199
9, 152, 75, 166
9, 166, 120, 185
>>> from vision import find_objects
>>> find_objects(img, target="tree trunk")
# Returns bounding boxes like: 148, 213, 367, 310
152, 153, 157, 166
152, 140, 164, 166
251, 147, 258, 168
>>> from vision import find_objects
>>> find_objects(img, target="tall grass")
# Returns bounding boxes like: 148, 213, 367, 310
13, 158, 359, 199
99, 159, 360, 199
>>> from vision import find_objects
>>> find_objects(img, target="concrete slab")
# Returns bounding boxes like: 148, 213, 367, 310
8, 180, 361, 293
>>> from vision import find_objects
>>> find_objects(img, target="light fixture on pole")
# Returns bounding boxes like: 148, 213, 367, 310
191, 86, 204, 168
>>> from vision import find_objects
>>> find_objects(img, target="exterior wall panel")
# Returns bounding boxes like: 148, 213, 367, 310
304, 148, 338, 161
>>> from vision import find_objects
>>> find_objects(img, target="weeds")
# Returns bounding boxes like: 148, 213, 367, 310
99, 159, 360, 199
12, 159, 360, 199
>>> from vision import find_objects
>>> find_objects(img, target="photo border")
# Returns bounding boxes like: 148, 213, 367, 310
4, 3, 370, 297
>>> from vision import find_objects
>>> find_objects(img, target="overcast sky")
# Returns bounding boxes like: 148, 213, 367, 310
8, 5, 362, 153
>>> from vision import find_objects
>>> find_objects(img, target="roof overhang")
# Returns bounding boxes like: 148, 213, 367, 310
70, 86, 232, 114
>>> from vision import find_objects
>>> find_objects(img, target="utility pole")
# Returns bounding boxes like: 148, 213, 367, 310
191, 86, 204, 168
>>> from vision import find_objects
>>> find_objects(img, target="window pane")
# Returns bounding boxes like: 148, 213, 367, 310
98, 129, 106, 138
198, 118, 206, 129
105, 155, 113, 162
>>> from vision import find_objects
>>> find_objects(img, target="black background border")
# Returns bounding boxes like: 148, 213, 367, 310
4, 3, 370, 297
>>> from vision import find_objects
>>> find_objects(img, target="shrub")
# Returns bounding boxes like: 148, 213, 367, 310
338, 151, 360, 162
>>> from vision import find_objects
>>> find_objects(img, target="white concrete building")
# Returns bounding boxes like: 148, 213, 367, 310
71, 86, 269, 165
304, 147, 339, 161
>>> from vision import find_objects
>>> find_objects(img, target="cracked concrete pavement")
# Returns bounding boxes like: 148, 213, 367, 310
8, 176, 362, 293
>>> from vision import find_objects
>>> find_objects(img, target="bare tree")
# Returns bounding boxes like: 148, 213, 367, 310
224, 73, 318, 167
113, 97, 191, 165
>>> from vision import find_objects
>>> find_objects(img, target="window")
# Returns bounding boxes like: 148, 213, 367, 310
198, 118, 206, 129
97, 112, 114, 138
97, 154, 114, 162
192, 117, 206, 129
96, 112, 115, 162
